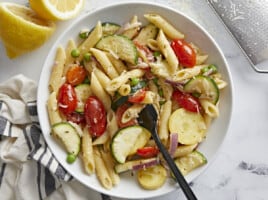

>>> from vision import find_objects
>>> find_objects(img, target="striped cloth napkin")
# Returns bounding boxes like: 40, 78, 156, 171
0, 75, 117, 200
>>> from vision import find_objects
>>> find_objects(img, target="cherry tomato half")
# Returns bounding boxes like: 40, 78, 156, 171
128, 89, 146, 103
137, 146, 159, 158
115, 103, 137, 128
172, 90, 201, 113
84, 96, 107, 137
66, 65, 87, 86
57, 83, 77, 115
171, 39, 196, 68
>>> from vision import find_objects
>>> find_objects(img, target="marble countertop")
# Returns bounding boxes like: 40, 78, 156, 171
1, 0, 268, 199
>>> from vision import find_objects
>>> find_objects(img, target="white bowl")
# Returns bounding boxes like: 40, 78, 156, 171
37, 1, 233, 199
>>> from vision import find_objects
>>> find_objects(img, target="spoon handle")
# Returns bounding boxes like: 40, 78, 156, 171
152, 127, 198, 200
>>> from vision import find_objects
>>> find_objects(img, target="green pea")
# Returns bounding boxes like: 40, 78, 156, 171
79, 30, 89, 39
66, 153, 76, 164
153, 51, 161, 57
71, 49, 80, 58
201, 64, 217, 74
130, 77, 139, 86
83, 52, 92, 62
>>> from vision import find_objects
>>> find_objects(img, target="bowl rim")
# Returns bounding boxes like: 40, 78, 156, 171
37, 1, 234, 199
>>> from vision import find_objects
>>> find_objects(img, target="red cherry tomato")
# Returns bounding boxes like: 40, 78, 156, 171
128, 89, 146, 103
57, 83, 77, 115
84, 96, 107, 137
66, 65, 87, 86
171, 39, 196, 68
137, 146, 159, 158
115, 103, 137, 128
172, 90, 201, 113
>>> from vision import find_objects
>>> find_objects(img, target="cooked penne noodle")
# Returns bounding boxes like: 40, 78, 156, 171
106, 109, 118, 138
90, 71, 111, 111
93, 147, 113, 190
118, 84, 131, 96
144, 13, 184, 40
158, 100, 172, 144
82, 128, 95, 174
157, 29, 178, 74
106, 69, 145, 92
47, 92, 62, 124
121, 104, 145, 123
158, 78, 173, 100
78, 21, 102, 61
106, 52, 127, 73
213, 76, 228, 89
100, 149, 120, 186
63, 39, 77, 75
49, 46, 66, 93
172, 65, 206, 82
90, 48, 119, 79
200, 99, 219, 118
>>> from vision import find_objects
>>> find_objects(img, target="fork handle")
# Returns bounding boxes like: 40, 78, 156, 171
152, 127, 198, 200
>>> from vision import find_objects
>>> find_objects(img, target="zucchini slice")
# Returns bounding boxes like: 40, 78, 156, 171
111, 125, 151, 163
137, 164, 167, 190
74, 83, 92, 113
95, 35, 138, 65
184, 75, 219, 104
168, 108, 206, 145
174, 151, 207, 176
52, 122, 81, 156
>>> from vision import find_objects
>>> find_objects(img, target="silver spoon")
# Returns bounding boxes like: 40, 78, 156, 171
138, 104, 198, 200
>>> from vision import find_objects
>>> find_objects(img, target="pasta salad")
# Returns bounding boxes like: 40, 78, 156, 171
47, 13, 227, 190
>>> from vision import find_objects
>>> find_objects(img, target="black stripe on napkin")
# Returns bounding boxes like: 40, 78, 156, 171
44, 167, 56, 197
0, 163, 6, 187
27, 101, 38, 116
0, 116, 7, 135
0, 100, 2, 110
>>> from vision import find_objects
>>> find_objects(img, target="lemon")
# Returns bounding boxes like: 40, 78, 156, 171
29, 0, 85, 21
0, 2, 56, 58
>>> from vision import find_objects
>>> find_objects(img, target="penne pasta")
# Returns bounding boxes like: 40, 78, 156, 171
82, 128, 95, 174
63, 39, 77, 75
157, 29, 178, 75
49, 46, 66, 93
47, 91, 62, 124
90, 48, 119, 79
106, 69, 145, 92
90, 70, 111, 111
78, 21, 102, 61
200, 99, 219, 118
144, 13, 184, 40
93, 147, 113, 190
158, 100, 172, 144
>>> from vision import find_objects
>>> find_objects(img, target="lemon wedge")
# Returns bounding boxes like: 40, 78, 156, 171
29, 0, 85, 21
0, 2, 56, 58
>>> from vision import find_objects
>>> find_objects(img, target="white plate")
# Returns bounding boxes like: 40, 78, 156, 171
37, 1, 233, 199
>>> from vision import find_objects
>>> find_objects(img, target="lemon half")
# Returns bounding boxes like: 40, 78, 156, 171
29, 0, 85, 21
0, 2, 56, 58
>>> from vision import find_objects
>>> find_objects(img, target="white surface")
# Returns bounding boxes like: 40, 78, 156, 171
37, 2, 232, 199
1, 0, 268, 200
